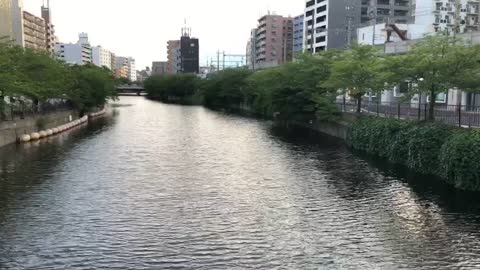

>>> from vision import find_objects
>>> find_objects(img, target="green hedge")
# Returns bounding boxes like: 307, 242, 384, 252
347, 117, 480, 191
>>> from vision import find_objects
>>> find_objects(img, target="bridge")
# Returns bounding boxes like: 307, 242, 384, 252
116, 85, 146, 96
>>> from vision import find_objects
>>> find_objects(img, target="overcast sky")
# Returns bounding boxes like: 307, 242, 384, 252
24, 0, 303, 70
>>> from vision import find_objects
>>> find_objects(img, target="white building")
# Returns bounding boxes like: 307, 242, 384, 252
415, 0, 480, 34
92, 46, 113, 70
357, 23, 433, 45
115, 56, 136, 82
55, 32, 92, 65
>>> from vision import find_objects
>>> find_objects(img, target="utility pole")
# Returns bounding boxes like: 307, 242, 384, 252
370, 7, 377, 46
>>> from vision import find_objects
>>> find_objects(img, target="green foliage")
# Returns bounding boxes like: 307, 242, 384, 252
145, 74, 199, 104
0, 43, 116, 114
201, 68, 252, 108
348, 117, 480, 191
391, 35, 480, 120
322, 43, 386, 113
67, 64, 117, 113
439, 130, 480, 190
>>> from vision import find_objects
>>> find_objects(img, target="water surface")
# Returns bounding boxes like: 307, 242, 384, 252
1, 97, 480, 269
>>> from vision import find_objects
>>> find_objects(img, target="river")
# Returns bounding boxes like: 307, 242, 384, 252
1, 96, 480, 269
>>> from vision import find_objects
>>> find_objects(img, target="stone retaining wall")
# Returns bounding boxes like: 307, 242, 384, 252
0, 110, 78, 148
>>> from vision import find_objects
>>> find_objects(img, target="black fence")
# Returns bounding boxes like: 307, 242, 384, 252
338, 101, 480, 128
0, 100, 73, 123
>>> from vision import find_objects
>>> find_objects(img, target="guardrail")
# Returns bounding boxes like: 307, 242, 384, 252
1, 100, 73, 122
337, 101, 480, 128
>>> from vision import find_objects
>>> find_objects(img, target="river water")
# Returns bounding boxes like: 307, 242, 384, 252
1, 96, 480, 270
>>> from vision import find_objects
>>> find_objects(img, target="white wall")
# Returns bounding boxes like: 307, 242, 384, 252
92, 46, 112, 70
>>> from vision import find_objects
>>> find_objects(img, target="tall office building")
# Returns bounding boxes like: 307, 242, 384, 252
254, 14, 293, 69
179, 27, 199, 74
0, 0, 24, 46
41, 1, 56, 55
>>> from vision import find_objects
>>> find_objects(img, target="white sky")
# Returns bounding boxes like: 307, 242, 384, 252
24, 0, 303, 70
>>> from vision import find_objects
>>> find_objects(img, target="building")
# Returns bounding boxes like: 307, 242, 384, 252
115, 56, 136, 81
0, 0, 24, 46
357, 23, 432, 45
246, 29, 257, 69
136, 67, 151, 82
55, 33, 92, 65
115, 65, 128, 79
41, 1, 56, 55
415, 0, 480, 34
152, 61, 168, 76
357, 0, 480, 46
293, 14, 304, 56
254, 14, 294, 69
22, 11, 46, 51
360, 0, 413, 25
167, 40, 181, 74
179, 27, 199, 74
303, 0, 416, 53
92, 46, 113, 70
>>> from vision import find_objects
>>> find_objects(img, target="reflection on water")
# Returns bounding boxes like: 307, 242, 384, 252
1, 97, 480, 270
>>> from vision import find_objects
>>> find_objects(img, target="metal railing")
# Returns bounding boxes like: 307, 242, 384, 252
1, 100, 73, 123
337, 101, 480, 128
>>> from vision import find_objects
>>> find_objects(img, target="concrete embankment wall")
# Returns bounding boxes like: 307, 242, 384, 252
0, 110, 78, 148
290, 120, 350, 141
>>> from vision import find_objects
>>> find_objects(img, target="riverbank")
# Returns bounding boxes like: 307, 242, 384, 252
0, 110, 79, 148
0, 109, 107, 148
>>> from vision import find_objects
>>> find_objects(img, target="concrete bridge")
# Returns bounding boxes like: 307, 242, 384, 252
116, 85, 146, 96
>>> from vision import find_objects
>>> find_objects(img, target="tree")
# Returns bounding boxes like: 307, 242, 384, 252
201, 68, 252, 109
322, 43, 386, 113
248, 52, 339, 121
397, 35, 480, 120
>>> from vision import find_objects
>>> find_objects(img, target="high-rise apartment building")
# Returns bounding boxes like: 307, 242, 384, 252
254, 14, 293, 69
41, 1, 56, 55
55, 33, 92, 65
167, 40, 180, 74
92, 46, 113, 70
415, 0, 480, 33
179, 29, 199, 74
115, 56, 137, 82
293, 14, 305, 56
22, 11, 46, 51
360, 0, 412, 25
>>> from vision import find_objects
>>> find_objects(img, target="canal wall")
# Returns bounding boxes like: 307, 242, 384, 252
290, 120, 350, 140
0, 110, 78, 148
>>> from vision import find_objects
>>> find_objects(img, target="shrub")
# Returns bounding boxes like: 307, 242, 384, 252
439, 130, 480, 190
404, 123, 453, 175
347, 117, 480, 191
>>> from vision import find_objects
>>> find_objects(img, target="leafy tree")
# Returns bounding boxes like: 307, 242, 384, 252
396, 35, 480, 120
201, 68, 253, 109
144, 74, 199, 103
67, 64, 117, 115
322, 43, 386, 113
